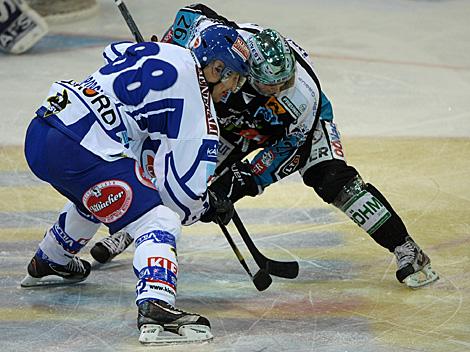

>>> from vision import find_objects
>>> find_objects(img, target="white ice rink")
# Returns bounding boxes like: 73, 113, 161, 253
0, 1, 469, 351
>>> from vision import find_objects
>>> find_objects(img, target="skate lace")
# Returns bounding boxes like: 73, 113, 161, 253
65, 257, 86, 274
101, 231, 132, 254
394, 241, 417, 269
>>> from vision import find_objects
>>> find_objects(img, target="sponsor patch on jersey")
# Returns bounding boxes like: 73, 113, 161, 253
195, 66, 218, 135
161, 28, 174, 43
200, 139, 218, 163
135, 162, 156, 190
82, 180, 132, 223
43, 89, 70, 117
252, 150, 275, 175
280, 96, 302, 118
254, 106, 282, 126
298, 76, 317, 99
280, 154, 301, 175
141, 150, 156, 178
265, 96, 286, 115
326, 122, 345, 159
232, 36, 250, 61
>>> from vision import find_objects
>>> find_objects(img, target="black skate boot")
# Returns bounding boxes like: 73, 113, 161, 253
90, 231, 133, 264
394, 237, 439, 288
137, 299, 213, 344
20, 252, 91, 287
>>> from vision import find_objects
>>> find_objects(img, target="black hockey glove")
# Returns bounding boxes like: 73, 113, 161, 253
200, 190, 234, 226
210, 161, 261, 204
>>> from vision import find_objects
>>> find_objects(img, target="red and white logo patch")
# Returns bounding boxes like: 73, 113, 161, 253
82, 180, 133, 223
134, 161, 156, 190
148, 256, 178, 275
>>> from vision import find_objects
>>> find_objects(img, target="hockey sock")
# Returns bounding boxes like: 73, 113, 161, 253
124, 205, 181, 306
38, 202, 101, 265
333, 177, 409, 252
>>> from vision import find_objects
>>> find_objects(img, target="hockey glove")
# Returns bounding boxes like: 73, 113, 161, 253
200, 190, 234, 225
210, 161, 261, 203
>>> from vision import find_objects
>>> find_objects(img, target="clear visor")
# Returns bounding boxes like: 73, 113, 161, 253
251, 72, 296, 96
220, 67, 247, 93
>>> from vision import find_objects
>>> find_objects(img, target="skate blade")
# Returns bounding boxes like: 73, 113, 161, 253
139, 324, 213, 345
20, 274, 85, 288
404, 264, 439, 288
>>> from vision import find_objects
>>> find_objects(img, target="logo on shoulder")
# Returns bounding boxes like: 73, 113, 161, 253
82, 180, 133, 223
43, 89, 70, 117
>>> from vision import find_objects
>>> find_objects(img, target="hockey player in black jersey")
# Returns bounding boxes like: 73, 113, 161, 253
91, 4, 438, 289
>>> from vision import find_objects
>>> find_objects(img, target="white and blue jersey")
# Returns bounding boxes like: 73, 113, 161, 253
34, 41, 219, 225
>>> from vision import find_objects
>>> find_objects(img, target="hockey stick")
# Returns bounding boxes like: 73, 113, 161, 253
113, 0, 297, 283
114, 0, 145, 42
112, 0, 273, 291
232, 210, 299, 279
217, 219, 272, 291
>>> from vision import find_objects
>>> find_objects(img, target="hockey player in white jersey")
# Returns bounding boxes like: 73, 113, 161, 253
0, 0, 47, 53
21, 24, 250, 344
92, 3, 438, 289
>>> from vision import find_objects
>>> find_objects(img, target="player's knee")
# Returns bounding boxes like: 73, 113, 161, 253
124, 205, 182, 244
302, 160, 358, 204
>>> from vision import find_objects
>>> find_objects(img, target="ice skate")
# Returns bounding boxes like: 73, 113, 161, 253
21, 252, 91, 287
394, 237, 439, 288
90, 231, 133, 264
137, 299, 213, 345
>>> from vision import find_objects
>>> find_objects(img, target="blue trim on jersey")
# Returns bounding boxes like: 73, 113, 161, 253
110, 41, 130, 58
319, 92, 333, 121
181, 139, 217, 185
164, 152, 192, 223
36, 105, 87, 143
127, 99, 184, 138
103, 51, 113, 64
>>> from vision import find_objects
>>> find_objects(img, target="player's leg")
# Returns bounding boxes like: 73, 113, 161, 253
300, 120, 438, 287
21, 201, 100, 287
22, 118, 103, 286
123, 205, 213, 344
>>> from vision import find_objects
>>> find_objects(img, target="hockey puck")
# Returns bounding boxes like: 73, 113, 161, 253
252, 269, 272, 291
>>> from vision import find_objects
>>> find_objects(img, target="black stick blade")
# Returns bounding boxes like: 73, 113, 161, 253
266, 260, 299, 279
252, 269, 272, 291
